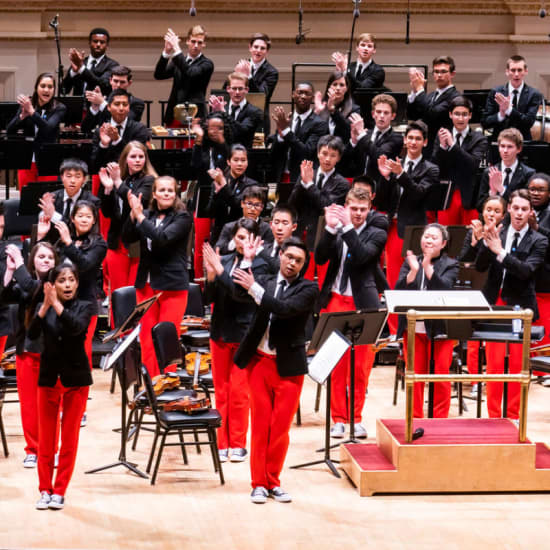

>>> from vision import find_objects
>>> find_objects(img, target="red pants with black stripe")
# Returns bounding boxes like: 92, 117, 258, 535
16, 352, 41, 455
403, 332, 455, 418
210, 339, 250, 450
137, 284, 188, 376
37, 380, 89, 496
322, 293, 375, 424
247, 352, 303, 489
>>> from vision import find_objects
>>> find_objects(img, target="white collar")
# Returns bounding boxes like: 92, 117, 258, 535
230, 98, 247, 110
434, 84, 454, 96
453, 127, 469, 139
63, 188, 82, 203
88, 54, 105, 67
357, 59, 373, 70
295, 109, 312, 122
508, 82, 525, 97
506, 223, 529, 241
110, 117, 128, 131
404, 155, 422, 170
186, 52, 202, 62
317, 167, 335, 180
250, 58, 265, 71
501, 159, 519, 175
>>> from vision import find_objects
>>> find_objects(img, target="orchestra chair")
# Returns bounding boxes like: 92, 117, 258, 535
140, 364, 224, 486
0, 373, 8, 456
3, 199, 34, 239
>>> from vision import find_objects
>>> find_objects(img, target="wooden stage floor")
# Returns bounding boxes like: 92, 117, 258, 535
2, 364, 550, 550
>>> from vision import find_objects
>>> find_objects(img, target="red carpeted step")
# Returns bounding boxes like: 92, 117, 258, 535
381, 418, 531, 445
535, 442, 550, 469
344, 443, 396, 471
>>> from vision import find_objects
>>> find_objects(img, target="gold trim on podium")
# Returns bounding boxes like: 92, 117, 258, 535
405, 309, 533, 443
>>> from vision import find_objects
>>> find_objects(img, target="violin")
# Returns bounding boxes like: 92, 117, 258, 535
531, 100, 550, 143
152, 373, 181, 395
185, 351, 211, 376
160, 395, 211, 414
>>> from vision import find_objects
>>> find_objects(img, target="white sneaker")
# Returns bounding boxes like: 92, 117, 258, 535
36, 491, 51, 510
250, 486, 268, 504
218, 449, 229, 463
229, 448, 248, 462
23, 454, 37, 468
330, 422, 345, 439
80, 413, 87, 428
353, 424, 368, 439
48, 494, 64, 510
269, 486, 292, 503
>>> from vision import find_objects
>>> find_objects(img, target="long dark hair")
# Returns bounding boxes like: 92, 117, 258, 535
31, 72, 58, 112
323, 71, 352, 108
68, 200, 102, 250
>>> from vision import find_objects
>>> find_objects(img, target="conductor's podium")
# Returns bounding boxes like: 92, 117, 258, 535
340, 418, 550, 496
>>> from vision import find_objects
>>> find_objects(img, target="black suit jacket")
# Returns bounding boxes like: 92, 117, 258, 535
316, 98, 360, 143
458, 227, 481, 263
535, 205, 550, 292
315, 221, 387, 310
248, 60, 279, 133
99, 173, 154, 250
406, 86, 461, 154
476, 162, 535, 211
7, 103, 67, 156
28, 298, 94, 387
0, 243, 13, 337
205, 253, 270, 343
226, 102, 263, 150
91, 118, 150, 171
215, 218, 273, 256
154, 53, 214, 123
288, 170, 350, 250
81, 94, 145, 133
431, 129, 489, 209
233, 274, 319, 377
122, 208, 192, 291
341, 127, 404, 209
481, 83, 543, 141
395, 253, 459, 338
61, 55, 119, 96
270, 112, 329, 183
206, 173, 258, 244
258, 242, 283, 274
386, 158, 440, 238
348, 61, 386, 91
475, 225, 548, 319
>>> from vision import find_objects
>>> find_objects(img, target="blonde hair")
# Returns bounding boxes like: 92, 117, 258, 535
497, 128, 523, 149
357, 33, 376, 47
118, 141, 158, 180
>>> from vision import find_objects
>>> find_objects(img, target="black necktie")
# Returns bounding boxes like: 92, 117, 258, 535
90, 59, 97, 71
268, 280, 287, 348
511, 231, 520, 254
116, 124, 123, 137
293, 116, 302, 135
63, 198, 72, 220
512, 89, 519, 110
430, 92, 440, 106
316, 172, 325, 190
356, 65, 363, 81
407, 161, 414, 175
503, 167, 512, 193
456, 134, 463, 148
339, 249, 352, 294
230, 105, 238, 120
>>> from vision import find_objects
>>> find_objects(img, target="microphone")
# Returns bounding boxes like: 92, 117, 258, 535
353, 0, 361, 17
540, 1, 547, 17
49, 13, 59, 29
405, 0, 411, 44
295, 1, 310, 45
189, 0, 197, 16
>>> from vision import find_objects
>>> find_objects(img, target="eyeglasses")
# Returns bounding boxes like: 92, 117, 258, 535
433, 69, 450, 75
243, 201, 263, 210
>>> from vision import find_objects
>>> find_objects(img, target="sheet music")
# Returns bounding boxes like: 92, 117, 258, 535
308, 330, 351, 385
104, 324, 141, 371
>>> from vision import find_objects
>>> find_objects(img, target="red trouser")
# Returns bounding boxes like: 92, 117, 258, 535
533, 292, 550, 375
210, 339, 250, 450
16, 163, 58, 191
16, 352, 41, 455
247, 352, 303, 489
193, 217, 212, 283
323, 293, 375, 424
385, 218, 403, 290
403, 332, 455, 418
304, 258, 329, 290
137, 284, 188, 376
37, 380, 89, 496
84, 315, 97, 371
0, 334, 7, 358
436, 188, 479, 226
91, 174, 110, 242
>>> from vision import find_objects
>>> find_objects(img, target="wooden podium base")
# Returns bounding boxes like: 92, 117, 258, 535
340, 418, 550, 496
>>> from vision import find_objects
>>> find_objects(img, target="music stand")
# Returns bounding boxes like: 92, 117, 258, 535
425, 180, 453, 214
148, 149, 194, 181
19, 181, 62, 216
385, 290, 490, 417
55, 96, 85, 126
0, 102, 19, 131
463, 90, 491, 125
36, 142, 93, 176
246, 149, 271, 184
86, 294, 159, 478
0, 138, 34, 200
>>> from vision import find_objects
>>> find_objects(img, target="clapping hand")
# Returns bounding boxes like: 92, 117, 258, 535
272, 107, 291, 133
54, 221, 72, 246
300, 160, 314, 184
488, 166, 504, 195
163, 28, 180, 55
331, 51, 347, 73
207, 167, 227, 192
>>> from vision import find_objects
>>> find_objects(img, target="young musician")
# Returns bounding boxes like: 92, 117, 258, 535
259, 205, 298, 273
83, 65, 145, 127
431, 96, 489, 225
215, 186, 273, 255
343, 93, 403, 208
154, 25, 214, 123
7, 73, 66, 190
482, 55, 543, 142
377, 120, 439, 289
1, 242, 57, 467
476, 128, 535, 210
61, 27, 119, 96
315, 188, 388, 438
270, 82, 328, 186
205, 237, 319, 504
313, 71, 360, 143
204, 219, 269, 463
475, 190, 548, 418
331, 33, 385, 91
206, 144, 258, 244
209, 72, 263, 150
234, 32, 279, 134
407, 56, 461, 155
122, 176, 192, 376
30, 263, 94, 510
395, 223, 459, 418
